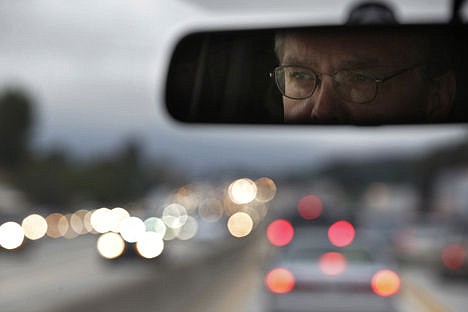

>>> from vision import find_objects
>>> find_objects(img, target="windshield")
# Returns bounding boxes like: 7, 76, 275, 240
1, 2, 468, 312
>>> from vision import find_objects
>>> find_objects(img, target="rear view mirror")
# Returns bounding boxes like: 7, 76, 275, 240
165, 25, 468, 125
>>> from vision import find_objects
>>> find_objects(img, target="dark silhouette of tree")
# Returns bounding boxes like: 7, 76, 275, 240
0, 90, 184, 209
0, 88, 34, 169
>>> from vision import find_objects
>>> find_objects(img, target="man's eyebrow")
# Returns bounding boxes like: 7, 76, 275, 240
282, 56, 382, 69
282, 56, 317, 67
338, 58, 381, 69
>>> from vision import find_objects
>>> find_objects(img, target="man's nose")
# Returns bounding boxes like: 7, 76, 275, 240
309, 76, 350, 122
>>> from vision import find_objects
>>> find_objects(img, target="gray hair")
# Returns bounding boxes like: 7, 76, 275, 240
274, 28, 457, 81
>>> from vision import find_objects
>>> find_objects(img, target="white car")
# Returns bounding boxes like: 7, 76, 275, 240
265, 227, 399, 312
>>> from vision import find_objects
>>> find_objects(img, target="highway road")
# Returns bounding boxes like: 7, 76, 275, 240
1, 231, 468, 312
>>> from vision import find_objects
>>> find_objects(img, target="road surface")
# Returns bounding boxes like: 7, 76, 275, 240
1, 231, 467, 312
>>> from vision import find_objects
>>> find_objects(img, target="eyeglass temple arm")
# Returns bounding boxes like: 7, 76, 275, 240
376, 64, 425, 83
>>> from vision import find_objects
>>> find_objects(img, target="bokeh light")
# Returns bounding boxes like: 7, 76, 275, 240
119, 216, 145, 243
97, 232, 125, 259
69, 209, 89, 235
266, 219, 294, 247
63, 214, 79, 239
46, 213, 69, 238
90, 208, 112, 233
371, 270, 400, 297
255, 177, 277, 203
22, 214, 48, 240
69, 213, 84, 236
70, 209, 89, 235
172, 186, 199, 213
265, 268, 295, 294
136, 231, 164, 259
199, 198, 224, 222
297, 195, 323, 220
163, 227, 180, 241
162, 203, 188, 229
223, 197, 242, 216
319, 252, 347, 276
243, 202, 268, 226
109, 207, 130, 233
228, 178, 257, 205
144, 217, 167, 238
0, 222, 25, 250
83, 210, 94, 233
328, 220, 355, 247
177, 216, 198, 240
227, 212, 253, 238
441, 244, 466, 270
253, 202, 268, 220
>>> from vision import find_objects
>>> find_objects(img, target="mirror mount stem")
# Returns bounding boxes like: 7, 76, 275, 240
451, 0, 465, 24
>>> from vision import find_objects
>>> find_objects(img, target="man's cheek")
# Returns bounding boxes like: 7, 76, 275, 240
284, 99, 311, 120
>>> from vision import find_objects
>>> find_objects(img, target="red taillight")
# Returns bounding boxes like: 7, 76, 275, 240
265, 268, 295, 294
441, 244, 466, 270
266, 219, 294, 247
371, 270, 400, 297
318, 251, 347, 276
328, 220, 355, 247
297, 195, 323, 220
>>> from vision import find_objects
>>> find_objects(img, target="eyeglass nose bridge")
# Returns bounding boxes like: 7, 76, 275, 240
313, 71, 336, 92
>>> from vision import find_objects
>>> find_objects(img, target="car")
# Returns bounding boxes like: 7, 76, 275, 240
1, 1, 468, 312
265, 227, 400, 312
438, 217, 468, 279
392, 218, 449, 264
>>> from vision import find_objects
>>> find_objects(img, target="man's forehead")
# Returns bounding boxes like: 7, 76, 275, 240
281, 32, 416, 68
283, 54, 381, 69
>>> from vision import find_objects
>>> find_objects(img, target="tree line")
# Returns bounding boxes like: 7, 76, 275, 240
0, 88, 185, 211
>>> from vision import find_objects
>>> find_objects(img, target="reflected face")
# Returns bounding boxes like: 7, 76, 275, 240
279, 32, 436, 123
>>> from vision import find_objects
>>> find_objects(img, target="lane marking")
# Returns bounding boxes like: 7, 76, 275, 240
401, 277, 452, 312
209, 233, 271, 312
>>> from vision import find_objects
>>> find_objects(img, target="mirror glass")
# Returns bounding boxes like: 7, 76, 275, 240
166, 25, 468, 125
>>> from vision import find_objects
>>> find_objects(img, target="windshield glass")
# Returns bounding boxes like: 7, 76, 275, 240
1, 2, 468, 312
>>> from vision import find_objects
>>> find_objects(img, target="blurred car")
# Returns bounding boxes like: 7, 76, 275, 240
393, 220, 448, 265
438, 216, 468, 278
265, 227, 400, 312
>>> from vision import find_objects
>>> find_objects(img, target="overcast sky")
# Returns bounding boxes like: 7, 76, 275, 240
0, 0, 466, 176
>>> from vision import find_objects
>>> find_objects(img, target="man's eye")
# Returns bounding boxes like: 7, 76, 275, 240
290, 71, 314, 80
347, 72, 372, 82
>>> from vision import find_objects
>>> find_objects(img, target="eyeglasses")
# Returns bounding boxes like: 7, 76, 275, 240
271, 63, 424, 104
